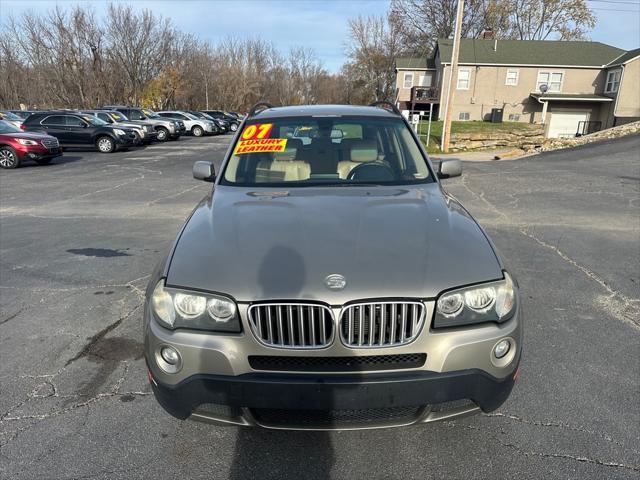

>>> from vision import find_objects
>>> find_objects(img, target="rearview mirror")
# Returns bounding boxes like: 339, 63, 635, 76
193, 161, 215, 182
438, 159, 462, 179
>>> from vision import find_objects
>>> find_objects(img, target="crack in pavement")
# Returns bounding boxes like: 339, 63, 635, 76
457, 176, 640, 329
64, 302, 143, 368
458, 422, 640, 473
0, 306, 23, 325
486, 412, 639, 453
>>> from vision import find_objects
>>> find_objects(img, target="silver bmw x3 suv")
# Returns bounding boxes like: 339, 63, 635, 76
144, 102, 522, 430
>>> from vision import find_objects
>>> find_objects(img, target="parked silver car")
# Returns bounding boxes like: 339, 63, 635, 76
102, 106, 184, 141
156, 111, 217, 137
144, 103, 522, 430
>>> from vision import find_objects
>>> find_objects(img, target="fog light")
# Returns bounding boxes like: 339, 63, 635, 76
493, 339, 511, 359
160, 346, 180, 365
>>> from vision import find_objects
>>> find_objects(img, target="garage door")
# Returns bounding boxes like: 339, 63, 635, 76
548, 111, 589, 138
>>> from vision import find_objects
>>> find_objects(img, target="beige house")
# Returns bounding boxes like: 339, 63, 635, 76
396, 39, 640, 138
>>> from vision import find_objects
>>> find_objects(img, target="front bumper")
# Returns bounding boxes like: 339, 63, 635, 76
17, 147, 62, 160
149, 366, 518, 430
145, 299, 522, 429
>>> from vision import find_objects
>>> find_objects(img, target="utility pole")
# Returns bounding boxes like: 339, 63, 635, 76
441, 0, 465, 153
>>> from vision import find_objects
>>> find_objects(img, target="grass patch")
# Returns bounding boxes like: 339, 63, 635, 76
416, 121, 540, 153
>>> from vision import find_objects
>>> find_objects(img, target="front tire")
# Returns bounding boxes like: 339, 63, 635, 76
96, 136, 115, 153
192, 125, 204, 137
156, 127, 169, 142
230, 123, 238, 132
0, 146, 20, 169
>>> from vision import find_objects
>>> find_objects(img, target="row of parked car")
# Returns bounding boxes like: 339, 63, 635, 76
0, 107, 244, 169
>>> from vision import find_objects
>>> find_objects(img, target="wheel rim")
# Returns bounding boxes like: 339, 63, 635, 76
158, 129, 167, 140
98, 138, 113, 152
0, 150, 16, 167
231, 124, 238, 132
194, 127, 203, 136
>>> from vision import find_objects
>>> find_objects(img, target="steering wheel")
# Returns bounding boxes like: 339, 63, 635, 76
347, 162, 396, 182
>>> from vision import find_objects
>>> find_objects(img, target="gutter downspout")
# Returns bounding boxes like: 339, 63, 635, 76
535, 95, 549, 137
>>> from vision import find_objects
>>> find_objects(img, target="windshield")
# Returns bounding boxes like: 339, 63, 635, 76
183, 112, 198, 120
200, 112, 215, 120
82, 115, 108, 126
221, 116, 433, 187
142, 108, 160, 119
1, 111, 22, 121
109, 111, 128, 121
0, 120, 21, 133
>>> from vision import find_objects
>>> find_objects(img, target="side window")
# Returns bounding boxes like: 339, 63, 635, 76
173, 113, 186, 119
41, 115, 66, 125
128, 110, 143, 120
97, 113, 111, 123
65, 116, 86, 127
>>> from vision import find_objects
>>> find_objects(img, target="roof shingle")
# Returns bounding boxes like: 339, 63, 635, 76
437, 39, 626, 67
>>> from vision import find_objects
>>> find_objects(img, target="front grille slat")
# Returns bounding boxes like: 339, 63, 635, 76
249, 303, 334, 349
249, 353, 426, 372
340, 301, 425, 348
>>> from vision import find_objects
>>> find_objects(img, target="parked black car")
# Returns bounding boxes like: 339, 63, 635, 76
201, 110, 240, 132
21, 111, 138, 153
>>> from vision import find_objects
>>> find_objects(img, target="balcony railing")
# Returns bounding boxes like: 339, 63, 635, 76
411, 86, 439, 103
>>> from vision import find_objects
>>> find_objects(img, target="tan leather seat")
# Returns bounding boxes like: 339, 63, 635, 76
337, 139, 379, 179
270, 139, 310, 181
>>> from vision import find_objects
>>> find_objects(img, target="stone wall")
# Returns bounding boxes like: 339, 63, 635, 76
536, 120, 640, 153
449, 127, 545, 152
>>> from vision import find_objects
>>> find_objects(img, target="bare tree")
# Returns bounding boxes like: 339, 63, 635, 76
506, 0, 595, 40
0, 3, 348, 111
344, 15, 403, 103
389, 0, 596, 51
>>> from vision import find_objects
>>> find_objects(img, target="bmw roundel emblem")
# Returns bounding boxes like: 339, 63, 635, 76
325, 274, 346, 290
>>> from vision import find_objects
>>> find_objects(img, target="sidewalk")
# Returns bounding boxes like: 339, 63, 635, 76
430, 147, 523, 162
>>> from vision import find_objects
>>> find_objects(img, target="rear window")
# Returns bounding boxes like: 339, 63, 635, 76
221, 116, 432, 187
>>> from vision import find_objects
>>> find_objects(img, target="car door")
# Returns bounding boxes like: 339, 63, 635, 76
64, 115, 91, 144
39, 115, 70, 142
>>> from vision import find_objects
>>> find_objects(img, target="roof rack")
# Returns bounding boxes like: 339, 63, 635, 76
368, 101, 401, 116
248, 102, 274, 118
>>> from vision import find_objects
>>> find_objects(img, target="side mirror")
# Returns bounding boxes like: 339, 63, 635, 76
193, 161, 215, 182
438, 159, 462, 179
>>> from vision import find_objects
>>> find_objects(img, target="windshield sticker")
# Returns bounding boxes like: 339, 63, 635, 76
241, 123, 273, 140
234, 138, 287, 155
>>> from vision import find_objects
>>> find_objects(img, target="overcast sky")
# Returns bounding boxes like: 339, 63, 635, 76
1, 0, 638, 72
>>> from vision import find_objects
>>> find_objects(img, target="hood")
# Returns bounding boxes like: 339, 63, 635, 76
166, 184, 503, 304
1, 131, 54, 140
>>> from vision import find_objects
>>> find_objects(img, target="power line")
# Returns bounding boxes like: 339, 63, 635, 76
588, 0, 639, 4
589, 7, 640, 11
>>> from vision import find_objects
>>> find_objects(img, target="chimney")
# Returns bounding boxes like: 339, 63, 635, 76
482, 29, 495, 40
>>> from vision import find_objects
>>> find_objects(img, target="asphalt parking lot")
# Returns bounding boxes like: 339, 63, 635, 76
1, 134, 638, 479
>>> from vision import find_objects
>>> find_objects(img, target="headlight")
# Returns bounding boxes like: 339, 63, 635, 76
16, 138, 38, 146
113, 128, 126, 135
150, 280, 241, 332
434, 272, 516, 328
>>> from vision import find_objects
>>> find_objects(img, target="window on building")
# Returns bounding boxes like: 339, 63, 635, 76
457, 68, 470, 89
403, 73, 414, 89
505, 69, 519, 86
605, 70, 621, 93
458, 112, 470, 121
537, 71, 563, 92
418, 74, 432, 87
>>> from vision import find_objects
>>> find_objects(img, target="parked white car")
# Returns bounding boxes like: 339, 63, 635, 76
157, 111, 216, 137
